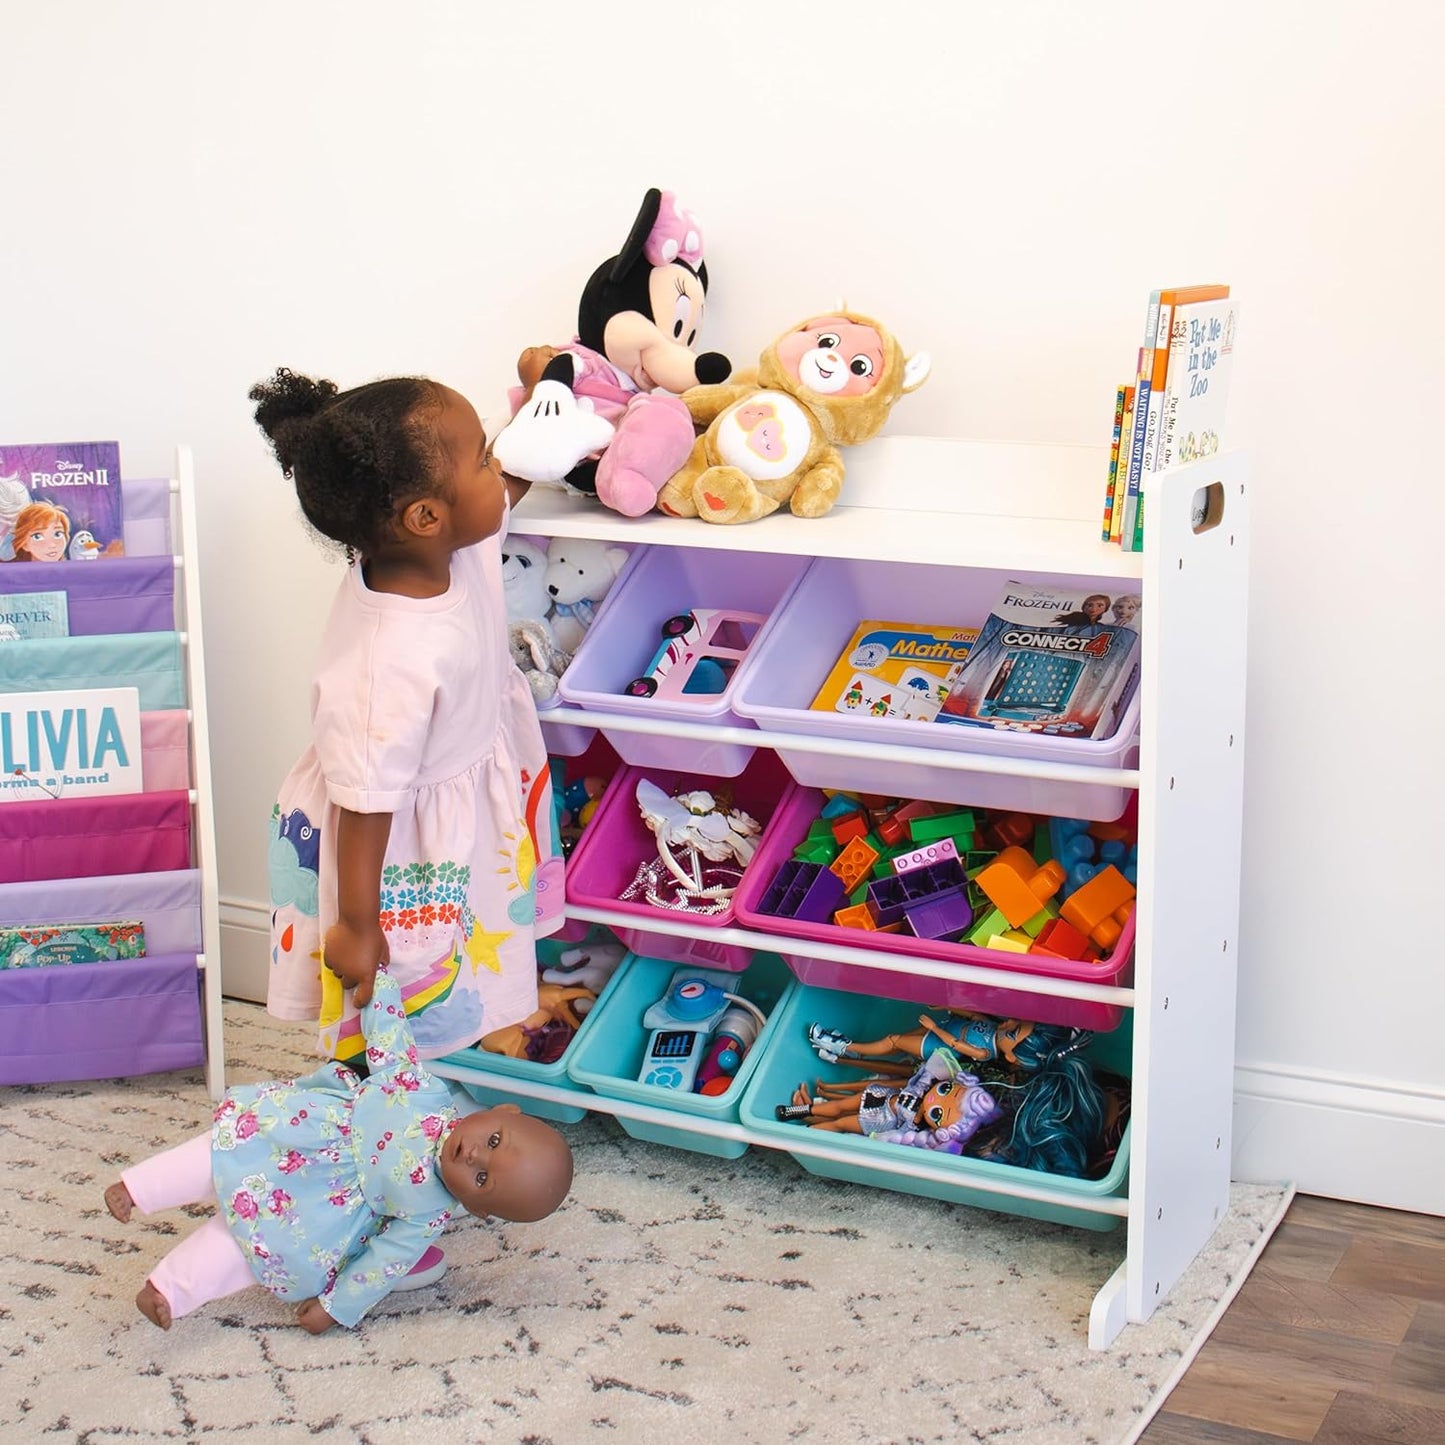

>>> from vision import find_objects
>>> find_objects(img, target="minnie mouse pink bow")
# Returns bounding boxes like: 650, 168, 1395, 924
644, 191, 705, 269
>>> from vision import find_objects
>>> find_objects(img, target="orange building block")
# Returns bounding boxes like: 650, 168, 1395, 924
1058, 865, 1136, 952
833, 902, 880, 930
829, 837, 880, 891
974, 845, 1067, 929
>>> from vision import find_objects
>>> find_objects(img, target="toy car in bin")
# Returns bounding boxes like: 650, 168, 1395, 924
624, 607, 766, 700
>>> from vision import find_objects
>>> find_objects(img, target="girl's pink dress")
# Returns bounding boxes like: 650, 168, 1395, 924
267, 517, 563, 1063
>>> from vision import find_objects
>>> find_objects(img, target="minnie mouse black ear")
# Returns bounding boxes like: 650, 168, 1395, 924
609, 187, 663, 284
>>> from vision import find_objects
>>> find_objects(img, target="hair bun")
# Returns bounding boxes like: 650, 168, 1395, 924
249, 367, 340, 469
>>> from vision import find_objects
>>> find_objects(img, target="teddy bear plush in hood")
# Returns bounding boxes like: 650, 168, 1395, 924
655, 310, 929, 524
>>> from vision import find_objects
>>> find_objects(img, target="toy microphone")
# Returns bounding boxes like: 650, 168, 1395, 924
694, 1004, 762, 1094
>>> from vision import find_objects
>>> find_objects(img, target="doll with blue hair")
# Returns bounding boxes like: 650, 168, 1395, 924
805, 1011, 1111, 1177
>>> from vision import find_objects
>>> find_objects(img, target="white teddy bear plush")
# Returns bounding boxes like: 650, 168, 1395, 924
501, 536, 571, 702
543, 537, 630, 652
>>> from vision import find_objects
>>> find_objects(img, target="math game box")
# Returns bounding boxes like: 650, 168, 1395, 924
810, 619, 978, 723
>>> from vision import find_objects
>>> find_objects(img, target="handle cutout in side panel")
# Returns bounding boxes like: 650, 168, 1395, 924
1190, 482, 1226, 534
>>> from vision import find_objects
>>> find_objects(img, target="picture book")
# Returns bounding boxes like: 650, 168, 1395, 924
936, 580, 1142, 739
1117, 296, 1160, 553
811, 619, 979, 723
0, 440, 125, 562
1153, 296, 1239, 476
1108, 381, 1137, 545
0, 589, 69, 642
0, 686, 144, 802
1120, 285, 1230, 551
1101, 382, 1128, 541
0, 920, 146, 969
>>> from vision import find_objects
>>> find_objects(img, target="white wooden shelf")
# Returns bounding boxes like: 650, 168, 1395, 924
505, 438, 1248, 1350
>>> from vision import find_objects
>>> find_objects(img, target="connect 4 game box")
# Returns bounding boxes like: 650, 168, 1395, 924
810, 620, 978, 723
936, 581, 1141, 739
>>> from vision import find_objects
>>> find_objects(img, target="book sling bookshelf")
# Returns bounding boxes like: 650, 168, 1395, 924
429, 436, 1251, 1349
0, 447, 225, 1099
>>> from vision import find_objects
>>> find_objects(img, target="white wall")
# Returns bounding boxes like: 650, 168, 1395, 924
4, 2, 1441, 1212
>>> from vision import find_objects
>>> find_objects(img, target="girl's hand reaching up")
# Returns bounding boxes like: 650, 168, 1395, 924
322, 919, 388, 1008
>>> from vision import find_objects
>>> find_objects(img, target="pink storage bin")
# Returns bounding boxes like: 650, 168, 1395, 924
558, 545, 810, 777
732, 786, 1132, 1031
550, 734, 623, 943
565, 750, 795, 971
732, 558, 1141, 821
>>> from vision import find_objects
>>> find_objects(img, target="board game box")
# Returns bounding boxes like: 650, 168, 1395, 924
810, 619, 978, 723
936, 581, 1141, 739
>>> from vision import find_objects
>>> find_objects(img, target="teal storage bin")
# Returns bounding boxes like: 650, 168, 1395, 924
738, 985, 1132, 1231
433, 932, 628, 1123
566, 951, 795, 1158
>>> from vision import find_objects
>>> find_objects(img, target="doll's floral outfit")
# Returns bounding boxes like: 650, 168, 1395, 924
120, 969, 466, 1327
267, 510, 563, 1062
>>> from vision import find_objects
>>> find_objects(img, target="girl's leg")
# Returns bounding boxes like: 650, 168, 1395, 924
119, 1130, 215, 1214
143, 1214, 256, 1327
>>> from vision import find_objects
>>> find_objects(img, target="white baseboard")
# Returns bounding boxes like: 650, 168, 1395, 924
1232, 1062, 1445, 1216
213, 895, 1445, 1217
219, 896, 271, 1005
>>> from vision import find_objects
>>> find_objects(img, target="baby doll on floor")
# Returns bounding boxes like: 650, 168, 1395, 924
105, 967, 573, 1333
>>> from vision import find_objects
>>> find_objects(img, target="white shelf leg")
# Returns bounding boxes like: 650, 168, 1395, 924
1089, 1260, 1130, 1350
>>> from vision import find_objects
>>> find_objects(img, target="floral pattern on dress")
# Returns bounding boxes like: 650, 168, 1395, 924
211, 970, 459, 1328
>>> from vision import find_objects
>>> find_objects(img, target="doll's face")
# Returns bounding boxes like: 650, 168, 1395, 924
776, 317, 886, 398
1111, 596, 1140, 625
1082, 595, 1109, 621
438, 1104, 574, 1222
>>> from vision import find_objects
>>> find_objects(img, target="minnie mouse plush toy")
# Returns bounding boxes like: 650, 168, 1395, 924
493, 188, 731, 517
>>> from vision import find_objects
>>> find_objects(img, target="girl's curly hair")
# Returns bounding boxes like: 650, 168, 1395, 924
248, 367, 447, 555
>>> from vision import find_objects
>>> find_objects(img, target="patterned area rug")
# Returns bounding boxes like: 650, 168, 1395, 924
0, 1000, 1287, 1444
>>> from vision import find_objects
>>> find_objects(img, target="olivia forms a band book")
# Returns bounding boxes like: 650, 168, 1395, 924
937, 581, 1141, 739
811, 619, 978, 723
0, 441, 125, 562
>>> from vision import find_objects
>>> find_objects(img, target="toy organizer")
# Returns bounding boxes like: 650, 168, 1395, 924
433, 438, 1250, 1348
558, 544, 810, 774
0, 457, 224, 1092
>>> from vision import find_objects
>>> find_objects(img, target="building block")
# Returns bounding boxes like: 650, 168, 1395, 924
974, 845, 1067, 928
902, 890, 973, 942
966, 906, 1011, 948
1029, 916, 1091, 961
908, 809, 975, 846
891, 838, 959, 875
829, 836, 880, 890
833, 902, 879, 931
875, 813, 908, 847
820, 792, 861, 819
830, 812, 869, 846
1058, 864, 1135, 952
794, 836, 840, 866
757, 860, 847, 924
983, 930, 1032, 953
1020, 900, 1059, 938
981, 811, 1034, 851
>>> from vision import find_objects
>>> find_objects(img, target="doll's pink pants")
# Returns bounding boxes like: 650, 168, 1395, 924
122, 1131, 255, 1318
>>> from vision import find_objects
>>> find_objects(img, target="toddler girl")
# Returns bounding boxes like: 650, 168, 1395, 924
250, 368, 564, 1065
106, 966, 574, 1332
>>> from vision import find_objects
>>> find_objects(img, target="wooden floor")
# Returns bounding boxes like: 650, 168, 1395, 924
1139, 1194, 1445, 1444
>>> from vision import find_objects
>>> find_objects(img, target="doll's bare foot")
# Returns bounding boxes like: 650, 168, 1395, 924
105, 1181, 135, 1223
136, 1280, 172, 1330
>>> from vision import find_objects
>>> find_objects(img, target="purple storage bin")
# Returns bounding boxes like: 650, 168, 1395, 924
733, 558, 1142, 821
0, 951, 203, 1084
0, 868, 203, 955
0, 556, 175, 634
119, 477, 175, 557
558, 545, 810, 776
566, 750, 795, 971
0, 789, 191, 883
733, 786, 1131, 1032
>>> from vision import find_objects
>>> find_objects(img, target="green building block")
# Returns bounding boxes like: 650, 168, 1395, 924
908, 809, 975, 845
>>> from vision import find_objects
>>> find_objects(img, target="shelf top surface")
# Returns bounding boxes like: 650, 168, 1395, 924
511, 435, 1148, 578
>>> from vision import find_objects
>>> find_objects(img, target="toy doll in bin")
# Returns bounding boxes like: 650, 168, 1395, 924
105, 965, 573, 1333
